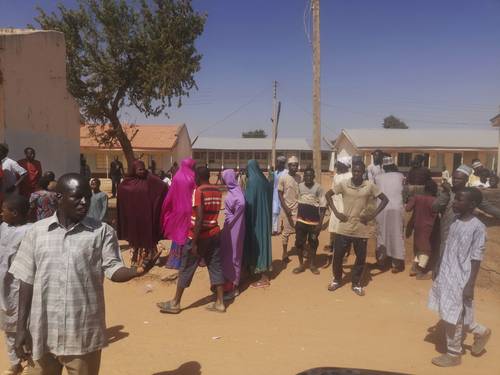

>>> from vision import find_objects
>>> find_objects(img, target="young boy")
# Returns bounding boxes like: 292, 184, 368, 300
87, 178, 108, 222
0, 194, 32, 375
428, 187, 491, 367
157, 166, 225, 314
292, 168, 326, 275
326, 161, 389, 296
405, 179, 438, 280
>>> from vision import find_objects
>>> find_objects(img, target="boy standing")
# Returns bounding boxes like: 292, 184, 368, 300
87, 178, 109, 222
428, 187, 491, 367
326, 162, 389, 296
292, 168, 326, 275
157, 166, 225, 314
0, 195, 31, 375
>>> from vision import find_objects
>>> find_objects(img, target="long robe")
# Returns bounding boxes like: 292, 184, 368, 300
117, 161, 168, 249
18, 159, 42, 198
243, 160, 273, 274
272, 169, 288, 232
374, 172, 405, 260
220, 169, 246, 288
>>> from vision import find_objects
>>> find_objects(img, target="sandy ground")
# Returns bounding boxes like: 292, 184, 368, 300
1, 175, 499, 375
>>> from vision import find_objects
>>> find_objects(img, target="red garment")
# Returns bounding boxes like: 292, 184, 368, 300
406, 195, 437, 254
18, 159, 42, 197
117, 161, 168, 249
188, 184, 222, 240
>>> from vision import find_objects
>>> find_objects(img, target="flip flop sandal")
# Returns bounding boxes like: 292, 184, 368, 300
250, 280, 270, 288
206, 302, 226, 313
157, 301, 181, 314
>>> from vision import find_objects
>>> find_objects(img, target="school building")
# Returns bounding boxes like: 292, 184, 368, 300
191, 137, 332, 171
80, 124, 192, 177
334, 128, 498, 173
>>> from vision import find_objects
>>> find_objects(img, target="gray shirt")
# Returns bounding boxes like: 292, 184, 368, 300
9, 214, 124, 360
87, 191, 108, 222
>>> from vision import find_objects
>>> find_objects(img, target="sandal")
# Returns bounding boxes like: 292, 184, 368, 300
293, 264, 307, 274
205, 302, 226, 313
157, 301, 181, 314
250, 280, 270, 288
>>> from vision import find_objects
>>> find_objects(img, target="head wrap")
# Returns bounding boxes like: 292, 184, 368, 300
382, 156, 395, 166
277, 155, 287, 163
472, 160, 483, 169
456, 164, 473, 176
337, 156, 352, 168
288, 156, 299, 164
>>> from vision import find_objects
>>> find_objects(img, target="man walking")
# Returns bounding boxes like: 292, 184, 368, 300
11, 173, 157, 374
271, 156, 288, 235
110, 156, 124, 198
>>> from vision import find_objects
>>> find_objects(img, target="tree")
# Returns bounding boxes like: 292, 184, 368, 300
34, 0, 206, 168
242, 129, 267, 138
382, 115, 408, 129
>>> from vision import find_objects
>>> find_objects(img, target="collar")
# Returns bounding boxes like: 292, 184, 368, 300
347, 178, 368, 189
47, 212, 94, 232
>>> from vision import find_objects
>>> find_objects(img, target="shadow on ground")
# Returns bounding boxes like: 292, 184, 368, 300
106, 324, 129, 344
152, 361, 201, 375
297, 368, 411, 375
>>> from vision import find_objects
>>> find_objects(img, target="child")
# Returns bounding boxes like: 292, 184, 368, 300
293, 168, 326, 275
87, 178, 108, 222
0, 194, 32, 375
405, 179, 438, 280
428, 187, 491, 367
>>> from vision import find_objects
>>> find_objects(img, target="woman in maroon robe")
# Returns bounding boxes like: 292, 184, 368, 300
117, 160, 168, 266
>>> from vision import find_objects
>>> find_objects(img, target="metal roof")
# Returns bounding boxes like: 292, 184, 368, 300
338, 128, 498, 150
193, 137, 331, 151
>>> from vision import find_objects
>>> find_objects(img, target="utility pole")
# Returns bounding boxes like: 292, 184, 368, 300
312, 0, 321, 178
271, 80, 278, 169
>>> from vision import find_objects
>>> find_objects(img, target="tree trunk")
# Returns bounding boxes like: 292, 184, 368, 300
110, 115, 135, 175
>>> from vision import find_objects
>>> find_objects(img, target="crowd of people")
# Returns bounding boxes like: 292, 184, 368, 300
0, 142, 498, 373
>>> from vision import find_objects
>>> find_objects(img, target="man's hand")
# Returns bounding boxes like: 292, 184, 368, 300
360, 214, 374, 225
335, 212, 348, 223
463, 283, 474, 300
314, 224, 323, 233
15, 328, 32, 361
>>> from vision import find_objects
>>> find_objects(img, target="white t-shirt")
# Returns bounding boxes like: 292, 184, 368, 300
1, 157, 27, 192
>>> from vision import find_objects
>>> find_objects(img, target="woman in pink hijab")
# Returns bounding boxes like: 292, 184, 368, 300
160, 158, 197, 278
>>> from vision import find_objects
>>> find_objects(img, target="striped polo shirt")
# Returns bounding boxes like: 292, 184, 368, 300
189, 184, 222, 239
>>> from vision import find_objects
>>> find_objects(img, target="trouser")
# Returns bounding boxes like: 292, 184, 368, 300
111, 176, 121, 197
4, 331, 20, 365
178, 236, 225, 289
445, 312, 488, 356
26, 350, 101, 375
295, 222, 319, 254
272, 212, 282, 233
281, 212, 297, 246
333, 234, 367, 286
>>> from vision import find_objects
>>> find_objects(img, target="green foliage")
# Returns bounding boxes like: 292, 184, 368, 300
34, 0, 206, 161
382, 115, 408, 129
242, 129, 268, 138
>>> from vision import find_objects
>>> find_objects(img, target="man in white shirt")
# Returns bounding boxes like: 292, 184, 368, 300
0, 143, 27, 194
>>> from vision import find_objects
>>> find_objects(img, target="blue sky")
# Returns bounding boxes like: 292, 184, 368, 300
1, 0, 499, 139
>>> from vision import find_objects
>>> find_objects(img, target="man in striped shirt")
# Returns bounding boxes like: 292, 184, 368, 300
158, 166, 225, 314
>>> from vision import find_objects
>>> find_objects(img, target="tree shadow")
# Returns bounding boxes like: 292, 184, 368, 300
106, 325, 129, 345
153, 361, 202, 375
297, 367, 410, 375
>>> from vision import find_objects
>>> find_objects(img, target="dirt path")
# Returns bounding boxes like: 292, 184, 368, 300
2, 229, 498, 375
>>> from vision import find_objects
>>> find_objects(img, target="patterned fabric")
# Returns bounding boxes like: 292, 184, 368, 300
428, 217, 486, 325
29, 190, 58, 221
9, 214, 125, 360
189, 184, 222, 240
166, 241, 182, 270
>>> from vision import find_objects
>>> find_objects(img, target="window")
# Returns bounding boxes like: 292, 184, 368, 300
301, 151, 312, 161
397, 153, 412, 167
321, 151, 331, 161
224, 151, 237, 160
255, 151, 268, 160
422, 153, 430, 168
208, 152, 216, 164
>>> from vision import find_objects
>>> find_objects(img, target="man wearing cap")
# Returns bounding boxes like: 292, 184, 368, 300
271, 156, 288, 235
0, 143, 27, 194
433, 164, 500, 267
367, 150, 384, 182
278, 156, 302, 263
469, 159, 484, 187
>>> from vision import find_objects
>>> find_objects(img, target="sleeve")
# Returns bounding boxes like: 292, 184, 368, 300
478, 199, 500, 219
432, 191, 450, 213
102, 225, 126, 280
12, 161, 27, 177
332, 181, 344, 195
470, 224, 486, 261
193, 188, 202, 208
277, 175, 285, 192
99, 194, 109, 221
317, 186, 327, 208
370, 182, 382, 198
8, 228, 36, 285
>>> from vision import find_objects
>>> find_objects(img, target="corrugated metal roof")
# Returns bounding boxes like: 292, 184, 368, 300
338, 128, 498, 150
192, 137, 331, 151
